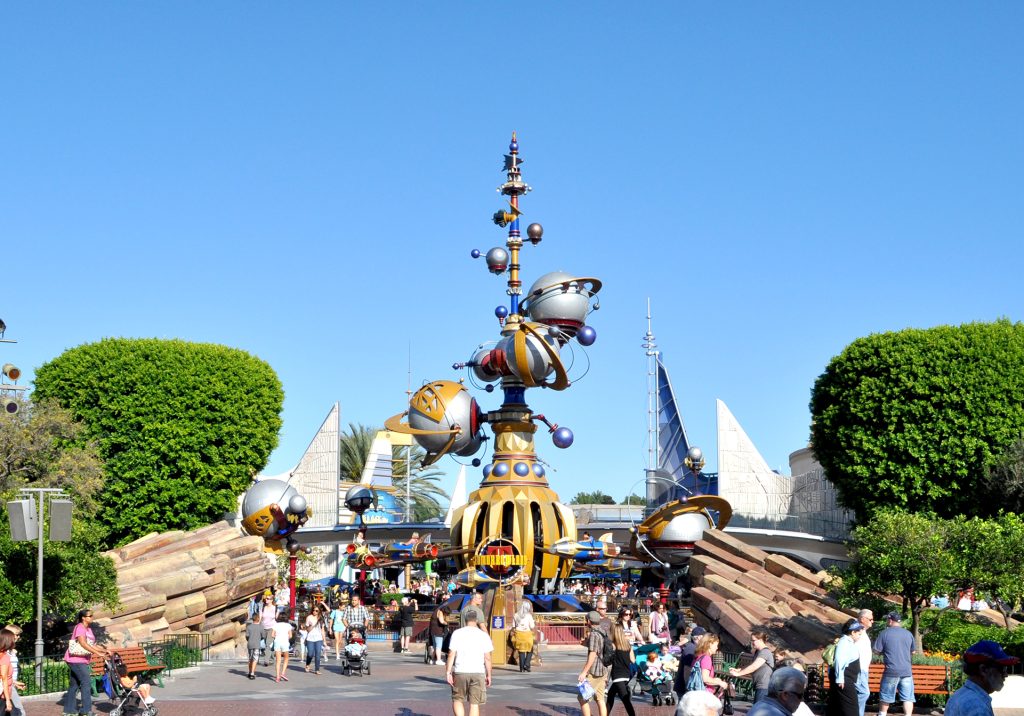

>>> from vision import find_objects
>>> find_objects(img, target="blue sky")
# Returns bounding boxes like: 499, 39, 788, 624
3, 3, 1022, 506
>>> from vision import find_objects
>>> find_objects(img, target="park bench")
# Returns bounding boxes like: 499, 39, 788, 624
90, 646, 166, 696
821, 662, 953, 696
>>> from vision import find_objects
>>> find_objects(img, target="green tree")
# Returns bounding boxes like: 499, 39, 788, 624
620, 493, 645, 505
838, 509, 954, 650
339, 423, 448, 522
978, 438, 1024, 514
947, 513, 1024, 629
0, 397, 117, 626
32, 338, 283, 546
570, 491, 615, 505
810, 320, 1024, 521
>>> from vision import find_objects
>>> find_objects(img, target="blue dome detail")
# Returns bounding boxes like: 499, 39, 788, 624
514, 462, 530, 477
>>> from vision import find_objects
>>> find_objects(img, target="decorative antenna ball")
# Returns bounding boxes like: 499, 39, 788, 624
288, 494, 307, 515
552, 426, 574, 449
527, 222, 544, 245
344, 484, 375, 514
494, 305, 509, 320
471, 249, 482, 259
577, 325, 597, 346
485, 247, 509, 274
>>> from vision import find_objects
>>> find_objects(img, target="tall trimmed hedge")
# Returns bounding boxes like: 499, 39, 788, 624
810, 320, 1024, 521
33, 338, 283, 545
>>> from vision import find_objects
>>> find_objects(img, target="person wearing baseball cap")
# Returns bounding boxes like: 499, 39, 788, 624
944, 640, 1019, 716
873, 612, 915, 716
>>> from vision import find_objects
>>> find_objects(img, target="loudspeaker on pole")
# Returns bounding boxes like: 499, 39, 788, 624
7, 497, 38, 541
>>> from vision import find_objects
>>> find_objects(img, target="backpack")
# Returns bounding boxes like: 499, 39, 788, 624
686, 655, 706, 692
822, 639, 838, 666
596, 628, 615, 667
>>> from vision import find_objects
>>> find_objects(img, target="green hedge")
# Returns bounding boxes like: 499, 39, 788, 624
919, 609, 1024, 659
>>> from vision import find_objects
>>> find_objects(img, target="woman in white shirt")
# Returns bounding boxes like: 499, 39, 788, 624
511, 601, 536, 672
648, 603, 670, 644
303, 605, 325, 675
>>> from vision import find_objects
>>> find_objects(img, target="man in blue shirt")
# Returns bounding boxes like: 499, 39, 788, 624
945, 640, 1019, 716
873, 612, 915, 716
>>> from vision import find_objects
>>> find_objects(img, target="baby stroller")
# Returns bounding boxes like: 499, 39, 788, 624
632, 644, 676, 706
104, 654, 157, 716
340, 629, 371, 676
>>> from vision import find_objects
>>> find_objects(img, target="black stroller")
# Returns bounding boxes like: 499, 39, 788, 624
104, 653, 157, 716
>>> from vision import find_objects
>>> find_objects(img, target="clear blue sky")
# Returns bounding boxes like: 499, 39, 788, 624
3, 4, 1022, 506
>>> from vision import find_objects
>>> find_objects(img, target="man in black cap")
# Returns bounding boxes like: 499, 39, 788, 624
873, 612, 915, 716
673, 625, 706, 697
945, 640, 1020, 716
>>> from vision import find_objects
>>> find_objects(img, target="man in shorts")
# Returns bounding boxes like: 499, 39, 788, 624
874, 612, 915, 716
577, 611, 608, 716
446, 611, 493, 716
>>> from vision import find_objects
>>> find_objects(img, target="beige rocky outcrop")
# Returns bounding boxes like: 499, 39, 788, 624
91, 521, 276, 658
690, 530, 855, 659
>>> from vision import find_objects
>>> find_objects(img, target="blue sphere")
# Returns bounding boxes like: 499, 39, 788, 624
482, 464, 492, 479
514, 462, 530, 477
532, 464, 545, 478
471, 249, 482, 259
493, 462, 509, 477
577, 325, 597, 346
495, 305, 509, 319
472, 458, 481, 467
553, 427, 574, 449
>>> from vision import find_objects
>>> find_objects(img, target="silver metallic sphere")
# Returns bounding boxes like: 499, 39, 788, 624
523, 271, 599, 339
500, 328, 559, 384
485, 247, 509, 275
686, 446, 704, 464
288, 494, 307, 515
241, 479, 301, 539
526, 223, 543, 245
470, 347, 502, 383
407, 381, 484, 458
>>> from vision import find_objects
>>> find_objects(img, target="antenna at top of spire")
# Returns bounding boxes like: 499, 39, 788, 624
509, 131, 518, 154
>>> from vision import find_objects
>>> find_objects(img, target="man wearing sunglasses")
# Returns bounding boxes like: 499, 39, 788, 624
944, 640, 1019, 716
744, 667, 807, 716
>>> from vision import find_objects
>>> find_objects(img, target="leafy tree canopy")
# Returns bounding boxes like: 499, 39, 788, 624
32, 338, 283, 546
620, 493, 645, 505
0, 398, 117, 626
810, 320, 1024, 520
570, 491, 615, 505
834, 509, 955, 650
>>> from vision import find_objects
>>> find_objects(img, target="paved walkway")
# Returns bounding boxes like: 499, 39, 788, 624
24, 645, 756, 716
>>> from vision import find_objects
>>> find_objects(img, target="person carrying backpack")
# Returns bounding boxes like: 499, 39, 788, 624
577, 611, 609, 716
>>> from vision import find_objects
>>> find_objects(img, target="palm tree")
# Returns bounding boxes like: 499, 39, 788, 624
339, 423, 449, 522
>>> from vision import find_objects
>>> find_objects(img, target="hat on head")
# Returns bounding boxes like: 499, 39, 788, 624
588, 611, 602, 625
691, 626, 707, 638
842, 618, 865, 634
885, 612, 902, 622
963, 640, 1020, 666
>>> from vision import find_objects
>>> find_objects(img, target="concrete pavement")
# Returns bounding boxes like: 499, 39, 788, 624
23, 644, 756, 716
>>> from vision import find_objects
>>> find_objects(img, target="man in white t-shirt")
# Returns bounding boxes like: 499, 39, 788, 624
446, 612, 493, 716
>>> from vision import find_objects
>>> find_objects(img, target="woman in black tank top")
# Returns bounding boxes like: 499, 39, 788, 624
605, 624, 637, 716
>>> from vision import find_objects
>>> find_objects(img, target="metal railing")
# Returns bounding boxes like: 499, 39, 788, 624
141, 632, 211, 672
17, 653, 71, 696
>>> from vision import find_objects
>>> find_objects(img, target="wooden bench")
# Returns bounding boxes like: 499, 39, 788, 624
821, 663, 953, 696
90, 646, 166, 696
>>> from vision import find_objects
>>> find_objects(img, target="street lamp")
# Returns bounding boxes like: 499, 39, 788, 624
6, 489, 73, 683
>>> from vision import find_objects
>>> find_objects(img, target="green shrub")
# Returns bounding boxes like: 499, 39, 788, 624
919, 609, 1024, 659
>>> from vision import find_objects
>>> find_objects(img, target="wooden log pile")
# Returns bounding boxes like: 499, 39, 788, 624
91, 521, 276, 659
689, 530, 855, 660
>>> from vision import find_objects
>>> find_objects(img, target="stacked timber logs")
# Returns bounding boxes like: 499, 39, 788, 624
689, 530, 854, 659
91, 521, 276, 659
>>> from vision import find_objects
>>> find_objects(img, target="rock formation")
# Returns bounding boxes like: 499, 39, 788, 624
92, 521, 276, 659
689, 529, 854, 659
